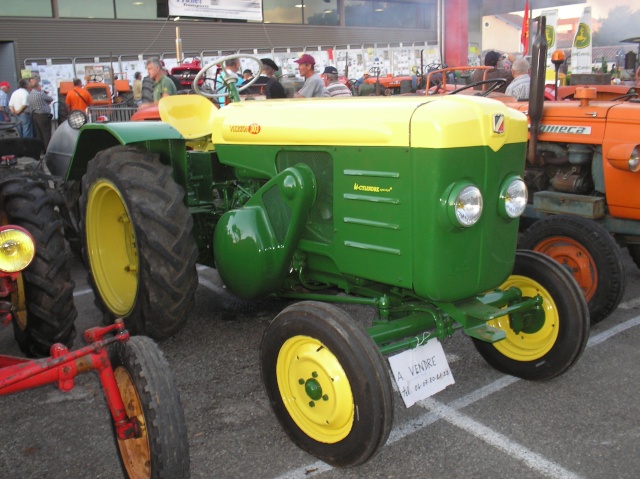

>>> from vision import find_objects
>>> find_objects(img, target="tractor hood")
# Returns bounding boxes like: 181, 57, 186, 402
510, 101, 627, 145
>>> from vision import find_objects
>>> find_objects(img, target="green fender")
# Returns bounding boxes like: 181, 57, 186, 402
214, 164, 317, 299
66, 122, 185, 182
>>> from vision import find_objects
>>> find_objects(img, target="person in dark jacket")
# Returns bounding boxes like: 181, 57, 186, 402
471, 50, 513, 93
246, 58, 286, 99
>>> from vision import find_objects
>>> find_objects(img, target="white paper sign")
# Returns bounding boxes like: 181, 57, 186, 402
388, 338, 455, 408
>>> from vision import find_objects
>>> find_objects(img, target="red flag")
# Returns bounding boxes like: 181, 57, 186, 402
521, 0, 530, 55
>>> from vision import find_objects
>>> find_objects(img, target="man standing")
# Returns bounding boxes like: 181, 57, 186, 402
138, 58, 176, 111
248, 58, 286, 99
472, 51, 513, 93
133, 71, 143, 106
293, 54, 325, 98
0, 81, 10, 122
215, 58, 243, 107
27, 80, 54, 152
8, 78, 32, 137
322, 66, 352, 97
505, 58, 530, 100
65, 78, 93, 113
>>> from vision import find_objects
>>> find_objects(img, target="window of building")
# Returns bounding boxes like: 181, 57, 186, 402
0, 0, 52, 17
263, 0, 302, 24
304, 0, 339, 26
116, 0, 158, 20
345, 0, 435, 29
58, 0, 114, 18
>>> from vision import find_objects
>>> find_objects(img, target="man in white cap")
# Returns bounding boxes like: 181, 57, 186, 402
293, 54, 325, 98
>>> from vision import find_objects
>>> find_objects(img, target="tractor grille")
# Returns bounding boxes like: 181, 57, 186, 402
263, 184, 291, 244
276, 151, 334, 243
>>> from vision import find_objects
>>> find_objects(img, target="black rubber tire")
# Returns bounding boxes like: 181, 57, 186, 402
142, 77, 154, 104
79, 145, 198, 339
519, 214, 625, 324
261, 301, 394, 468
0, 170, 77, 357
473, 250, 589, 380
109, 336, 190, 479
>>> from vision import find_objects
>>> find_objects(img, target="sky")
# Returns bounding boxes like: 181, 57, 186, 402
525, 0, 638, 19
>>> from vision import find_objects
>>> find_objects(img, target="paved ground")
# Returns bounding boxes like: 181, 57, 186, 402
2, 249, 640, 479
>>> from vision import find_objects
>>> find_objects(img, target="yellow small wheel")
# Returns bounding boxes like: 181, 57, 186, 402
261, 301, 393, 468
473, 250, 589, 380
110, 336, 190, 479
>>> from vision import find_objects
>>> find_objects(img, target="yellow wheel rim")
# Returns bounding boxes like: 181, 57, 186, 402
114, 366, 150, 479
276, 335, 354, 444
488, 275, 559, 361
86, 179, 138, 316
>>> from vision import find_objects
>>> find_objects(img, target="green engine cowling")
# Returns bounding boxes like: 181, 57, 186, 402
213, 164, 316, 298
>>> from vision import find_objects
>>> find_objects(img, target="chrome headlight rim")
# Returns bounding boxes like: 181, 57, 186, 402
499, 176, 528, 219
446, 183, 483, 228
67, 109, 88, 130
628, 146, 640, 172
0, 226, 36, 273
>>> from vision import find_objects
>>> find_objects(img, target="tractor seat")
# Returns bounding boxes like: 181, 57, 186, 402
158, 94, 218, 140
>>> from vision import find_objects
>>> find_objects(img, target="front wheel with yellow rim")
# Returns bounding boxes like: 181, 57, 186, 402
79, 145, 198, 339
261, 301, 394, 468
109, 336, 190, 479
473, 250, 590, 380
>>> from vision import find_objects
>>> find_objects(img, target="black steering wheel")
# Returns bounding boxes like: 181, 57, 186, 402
610, 92, 639, 102
193, 54, 263, 99
450, 78, 507, 96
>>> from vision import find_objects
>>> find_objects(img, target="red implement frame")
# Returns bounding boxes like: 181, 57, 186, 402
0, 319, 142, 441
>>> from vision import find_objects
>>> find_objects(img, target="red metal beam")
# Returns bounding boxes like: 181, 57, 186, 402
445, 0, 469, 66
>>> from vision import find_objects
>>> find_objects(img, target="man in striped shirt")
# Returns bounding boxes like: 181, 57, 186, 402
322, 66, 352, 97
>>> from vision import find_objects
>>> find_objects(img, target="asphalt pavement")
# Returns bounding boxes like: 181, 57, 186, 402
2, 250, 640, 479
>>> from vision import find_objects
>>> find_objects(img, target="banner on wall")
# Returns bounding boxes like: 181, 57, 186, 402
541, 9, 558, 65
571, 6, 592, 74
168, 0, 263, 22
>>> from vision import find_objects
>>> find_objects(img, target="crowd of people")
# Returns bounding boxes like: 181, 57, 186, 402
0, 77, 55, 152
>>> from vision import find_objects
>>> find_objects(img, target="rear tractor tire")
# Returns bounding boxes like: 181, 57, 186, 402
519, 214, 625, 324
0, 170, 77, 357
79, 145, 198, 339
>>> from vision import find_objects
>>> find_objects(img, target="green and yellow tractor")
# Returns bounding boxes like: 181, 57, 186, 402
46, 55, 589, 467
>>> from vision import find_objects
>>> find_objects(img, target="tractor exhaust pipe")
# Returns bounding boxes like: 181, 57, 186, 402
527, 15, 548, 166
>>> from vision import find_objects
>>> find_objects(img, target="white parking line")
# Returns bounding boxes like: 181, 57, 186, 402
275, 314, 640, 479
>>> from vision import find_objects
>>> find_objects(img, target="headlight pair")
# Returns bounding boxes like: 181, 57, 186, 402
445, 177, 527, 228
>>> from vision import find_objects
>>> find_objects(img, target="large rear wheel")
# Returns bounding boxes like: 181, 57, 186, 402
79, 145, 198, 339
519, 214, 624, 324
473, 250, 589, 380
261, 301, 393, 468
0, 170, 77, 357
110, 336, 190, 479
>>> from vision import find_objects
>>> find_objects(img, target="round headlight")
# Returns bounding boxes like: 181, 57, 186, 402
455, 185, 483, 227
67, 109, 87, 130
502, 178, 528, 218
0, 227, 35, 273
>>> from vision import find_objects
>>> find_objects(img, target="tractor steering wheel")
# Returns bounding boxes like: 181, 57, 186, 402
193, 54, 263, 99
611, 92, 639, 101
450, 78, 507, 96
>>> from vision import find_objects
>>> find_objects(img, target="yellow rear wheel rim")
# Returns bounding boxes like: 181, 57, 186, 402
86, 179, 138, 316
276, 335, 354, 444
